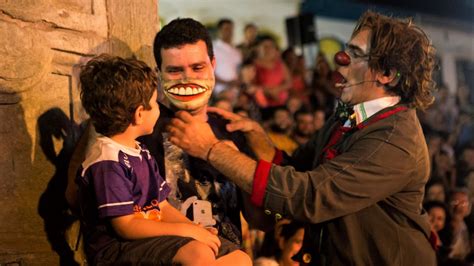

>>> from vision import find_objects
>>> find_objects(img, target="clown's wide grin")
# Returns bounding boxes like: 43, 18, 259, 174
165, 83, 207, 101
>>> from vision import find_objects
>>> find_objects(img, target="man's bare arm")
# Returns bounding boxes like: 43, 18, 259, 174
207, 141, 257, 194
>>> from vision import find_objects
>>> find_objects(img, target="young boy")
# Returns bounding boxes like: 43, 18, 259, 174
76, 54, 251, 265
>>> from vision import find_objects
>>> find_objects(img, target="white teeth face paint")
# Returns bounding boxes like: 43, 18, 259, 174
185, 87, 192, 95
161, 77, 215, 111
165, 85, 208, 96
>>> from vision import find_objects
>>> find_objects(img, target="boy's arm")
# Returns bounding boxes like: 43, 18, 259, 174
159, 200, 193, 224
159, 200, 219, 235
110, 211, 221, 255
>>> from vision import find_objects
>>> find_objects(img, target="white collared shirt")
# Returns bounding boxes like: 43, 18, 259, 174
344, 96, 401, 127
213, 39, 242, 94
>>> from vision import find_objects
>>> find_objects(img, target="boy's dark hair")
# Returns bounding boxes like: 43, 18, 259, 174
153, 18, 214, 70
80, 54, 158, 137
217, 18, 233, 29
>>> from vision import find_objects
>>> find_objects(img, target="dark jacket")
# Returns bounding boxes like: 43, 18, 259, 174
264, 105, 436, 265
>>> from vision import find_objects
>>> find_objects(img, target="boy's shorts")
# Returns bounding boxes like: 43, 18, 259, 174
94, 235, 239, 265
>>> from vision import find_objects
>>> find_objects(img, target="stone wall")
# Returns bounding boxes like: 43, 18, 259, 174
0, 1, 158, 264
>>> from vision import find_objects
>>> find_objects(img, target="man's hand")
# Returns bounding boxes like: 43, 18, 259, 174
207, 107, 276, 161
167, 111, 219, 160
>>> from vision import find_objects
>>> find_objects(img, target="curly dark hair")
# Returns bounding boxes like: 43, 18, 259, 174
79, 54, 158, 136
353, 11, 436, 110
153, 18, 214, 70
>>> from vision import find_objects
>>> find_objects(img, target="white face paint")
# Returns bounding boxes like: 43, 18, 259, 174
335, 29, 379, 105
159, 40, 216, 114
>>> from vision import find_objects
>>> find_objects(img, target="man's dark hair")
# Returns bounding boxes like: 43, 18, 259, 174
256, 34, 277, 45
241, 58, 255, 67
294, 107, 313, 121
217, 18, 233, 29
80, 54, 158, 136
244, 23, 256, 31
272, 106, 290, 117
153, 18, 214, 70
353, 11, 436, 110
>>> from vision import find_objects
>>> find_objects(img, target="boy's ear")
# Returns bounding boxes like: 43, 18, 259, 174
133, 105, 145, 125
376, 68, 401, 87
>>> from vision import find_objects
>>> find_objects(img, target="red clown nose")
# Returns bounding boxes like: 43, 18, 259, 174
334, 51, 351, 66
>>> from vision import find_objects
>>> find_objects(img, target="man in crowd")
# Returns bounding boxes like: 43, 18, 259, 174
168, 11, 437, 265
292, 108, 316, 146
213, 18, 242, 97
266, 107, 298, 155
237, 23, 259, 61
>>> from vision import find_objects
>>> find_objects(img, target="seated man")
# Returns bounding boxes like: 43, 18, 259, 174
139, 17, 272, 247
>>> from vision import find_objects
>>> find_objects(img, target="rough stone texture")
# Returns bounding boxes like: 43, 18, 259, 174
0, 1, 158, 264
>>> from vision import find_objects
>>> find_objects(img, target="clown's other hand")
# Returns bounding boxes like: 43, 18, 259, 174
207, 107, 275, 161
207, 107, 265, 134
167, 111, 219, 160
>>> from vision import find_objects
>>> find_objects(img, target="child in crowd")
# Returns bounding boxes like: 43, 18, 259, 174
424, 200, 452, 262
254, 219, 305, 266
76, 54, 250, 265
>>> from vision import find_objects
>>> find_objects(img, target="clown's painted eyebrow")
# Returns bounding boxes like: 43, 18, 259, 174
345, 43, 365, 54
